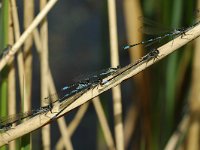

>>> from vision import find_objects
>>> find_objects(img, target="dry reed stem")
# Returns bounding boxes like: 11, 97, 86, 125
67, 103, 89, 134
10, 0, 25, 104
32, 23, 74, 149
23, 0, 34, 111
186, 28, 200, 150
0, 0, 58, 71
0, 21, 200, 147
164, 114, 189, 150
186, 119, 199, 150
57, 118, 73, 150
8, 3, 16, 149
123, 0, 143, 58
176, 44, 192, 98
93, 97, 116, 150
124, 104, 138, 148
56, 96, 116, 150
8, 66, 16, 150
33, 28, 42, 53
107, 0, 124, 150
186, 2, 200, 148
55, 103, 89, 149
47, 70, 74, 149
55, 139, 63, 150
0, 107, 57, 146
123, 0, 151, 148
40, 0, 51, 149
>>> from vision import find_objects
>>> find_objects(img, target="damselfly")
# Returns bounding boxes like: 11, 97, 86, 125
138, 49, 159, 63
0, 106, 50, 131
123, 16, 191, 50
52, 80, 99, 120
101, 49, 160, 85
123, 29, 185, 50
44, 67, 119, 105
123, 26, 186, 50
0, 111, 33, 131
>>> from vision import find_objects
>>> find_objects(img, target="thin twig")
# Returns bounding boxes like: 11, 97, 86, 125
0, 22, 200, 147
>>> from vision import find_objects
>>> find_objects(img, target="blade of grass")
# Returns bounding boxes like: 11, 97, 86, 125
163, 0, 183, 147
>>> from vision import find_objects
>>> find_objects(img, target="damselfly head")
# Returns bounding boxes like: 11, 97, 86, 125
123, 45, 130, 50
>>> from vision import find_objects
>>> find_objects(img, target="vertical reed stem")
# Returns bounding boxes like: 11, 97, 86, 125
107, 0, 124, 150
40, 0, 50, 149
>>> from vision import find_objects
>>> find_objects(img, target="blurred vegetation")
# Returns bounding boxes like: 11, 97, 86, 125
140, 0, 196, 149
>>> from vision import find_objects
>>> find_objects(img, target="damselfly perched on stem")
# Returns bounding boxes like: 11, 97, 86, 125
123, 16, 200, 50
101, 49, 160, 85
0, 106, 51, 131
44, 67, 119, 105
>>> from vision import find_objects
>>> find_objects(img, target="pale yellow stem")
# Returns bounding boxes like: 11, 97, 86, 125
107, 0, 124, 150
10, 0, 25, 105
40, 0, 50, 149
23, 0, 34, 111
8, 2, 16, 149
93, 97, 116, 150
